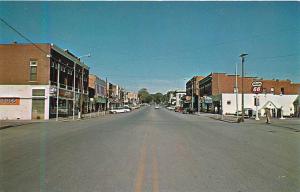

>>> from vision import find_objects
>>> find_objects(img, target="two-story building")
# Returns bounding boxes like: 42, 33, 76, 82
0, 43, 89, 120
125, 92, 139, 106
185, 76, 204, 111
88, 74, 107, 112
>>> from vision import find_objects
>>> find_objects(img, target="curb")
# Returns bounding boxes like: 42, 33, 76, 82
210, 117, 238, 123
0, 122, 34, 130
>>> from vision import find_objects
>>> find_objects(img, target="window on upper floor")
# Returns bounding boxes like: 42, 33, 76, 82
280, 87, 285, 95
29, 60, 38, 81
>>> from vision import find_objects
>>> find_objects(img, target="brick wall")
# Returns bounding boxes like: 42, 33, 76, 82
0, 44, 51, 85
210, 73, 300, 95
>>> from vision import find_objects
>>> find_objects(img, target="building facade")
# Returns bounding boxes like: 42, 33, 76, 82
125, 92, 139, 106
88, 74, 107, 112
199, 73, 300, 117
185, 76, 204, 111
221, 93, 298, 117
0, 43, 89, 120
107, 83, 121, 109
174, 90, 186, 107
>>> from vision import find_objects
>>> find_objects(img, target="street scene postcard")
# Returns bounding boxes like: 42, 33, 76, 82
0, 1, 300, 192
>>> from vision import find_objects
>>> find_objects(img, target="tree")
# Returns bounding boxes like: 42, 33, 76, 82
152, 92, 164, 104
138, 88, 152, 103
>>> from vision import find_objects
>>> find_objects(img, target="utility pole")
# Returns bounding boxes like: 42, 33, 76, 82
72, 61, 76, 120
240, 53, 248, 122
77, 53, 91, 119
56, 63, 60, 121
191, 79, 194, 111
235, 63, 239, 119
80, 68, 84, 118
105, 77, 108, 111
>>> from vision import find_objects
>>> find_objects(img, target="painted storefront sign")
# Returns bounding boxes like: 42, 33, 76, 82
0, 97, 20, 105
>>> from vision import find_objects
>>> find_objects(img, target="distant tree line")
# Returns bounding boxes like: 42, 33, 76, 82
138, 88, 169, 104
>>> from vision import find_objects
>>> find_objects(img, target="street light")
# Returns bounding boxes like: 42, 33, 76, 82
240, 53, 248, 122
73, 53, 91, 120
235, 63, 239, 120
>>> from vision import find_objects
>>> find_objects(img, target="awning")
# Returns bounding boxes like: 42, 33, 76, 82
94, 97, 107, 104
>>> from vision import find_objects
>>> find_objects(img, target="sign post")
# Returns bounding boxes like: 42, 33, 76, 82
252, 81, 262, 121
254, 95, 260, 120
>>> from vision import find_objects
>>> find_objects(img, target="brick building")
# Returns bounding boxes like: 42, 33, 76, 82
107, 83, 120, 109
125, 92, 139, 106
88, 74, 107, 112
0, 43, 89, 120
200, 73, 300, 97
199, 73, 300, 117
185, 76, 204, 111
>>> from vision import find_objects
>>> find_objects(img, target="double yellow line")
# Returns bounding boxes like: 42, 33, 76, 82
134, 134, 159, 192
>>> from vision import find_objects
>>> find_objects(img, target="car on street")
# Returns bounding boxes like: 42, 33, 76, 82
109, 107, 131, 114
166, 106, 175, 110
155, 106, 160, 109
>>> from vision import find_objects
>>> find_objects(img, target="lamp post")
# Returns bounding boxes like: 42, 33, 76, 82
235, 63, 239, 120
240, 53, 248, 122
73, 53, 91, 120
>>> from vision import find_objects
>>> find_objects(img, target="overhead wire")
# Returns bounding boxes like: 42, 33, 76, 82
1, 17, 298, 82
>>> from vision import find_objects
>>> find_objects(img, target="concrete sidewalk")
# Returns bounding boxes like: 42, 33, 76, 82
0, 111, 109, 130
0, 120, 44, 130
197, 112, 300, 131
244, 117, 300, 132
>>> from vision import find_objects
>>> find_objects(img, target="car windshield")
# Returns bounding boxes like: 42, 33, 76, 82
1, 2, 299, 192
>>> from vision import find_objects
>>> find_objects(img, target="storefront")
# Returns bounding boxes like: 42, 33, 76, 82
201, 96, 213, 112
221, 93, 298, 117
0, 85, 50, 120
49, 88, 75, 118
293, 96, 300, 117
95, 97, 106, 111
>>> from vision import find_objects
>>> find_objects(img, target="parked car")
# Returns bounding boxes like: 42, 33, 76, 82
167, 106, 175, 110
155, 105, 160, 109
109, 107, 131, 114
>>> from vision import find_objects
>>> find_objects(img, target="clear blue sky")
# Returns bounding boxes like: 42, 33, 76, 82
1, 2, 299, 93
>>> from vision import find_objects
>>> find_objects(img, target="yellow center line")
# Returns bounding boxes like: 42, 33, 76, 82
152, 144, 159, 192
134, 135, 147, 192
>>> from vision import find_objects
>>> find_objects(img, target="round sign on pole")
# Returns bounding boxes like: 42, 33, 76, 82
252, 86, 262, 94
252, 81, 263, 94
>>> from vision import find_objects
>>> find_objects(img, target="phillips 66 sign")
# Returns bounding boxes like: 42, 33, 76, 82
252, 81, 263, 94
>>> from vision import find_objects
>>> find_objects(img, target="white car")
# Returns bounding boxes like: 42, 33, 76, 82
155, 106, 160, 109
109, 107, 131, 114
167, 106, 176, 110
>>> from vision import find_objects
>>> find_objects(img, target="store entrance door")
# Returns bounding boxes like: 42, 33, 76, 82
32, 99, 45, 120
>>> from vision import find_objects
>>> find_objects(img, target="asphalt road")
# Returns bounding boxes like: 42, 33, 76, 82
1, 106, 299, 192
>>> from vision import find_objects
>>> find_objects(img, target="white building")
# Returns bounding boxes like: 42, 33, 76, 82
221, 93, 298, 117
168, 90, 186, 107
168, 91, 176, 105
0, 85, 50, 120
175, 91, 186, 107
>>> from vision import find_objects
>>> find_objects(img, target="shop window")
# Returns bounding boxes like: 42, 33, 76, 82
29, 60, 37, 81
